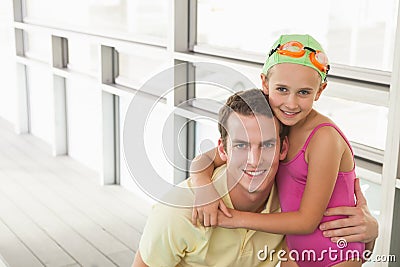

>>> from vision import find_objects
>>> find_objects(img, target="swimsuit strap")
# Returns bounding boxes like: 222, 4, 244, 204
302, 123, 354, 155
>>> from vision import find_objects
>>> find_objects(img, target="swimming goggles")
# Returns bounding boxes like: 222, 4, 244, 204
268, 41, 330, 74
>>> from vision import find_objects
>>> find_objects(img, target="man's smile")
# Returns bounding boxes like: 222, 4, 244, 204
243, 169, 267, 178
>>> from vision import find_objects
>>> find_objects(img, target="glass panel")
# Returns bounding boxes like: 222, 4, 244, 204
119, 95, 158, 202
66, 78, 102, 172
116, 51, 171, 95
193, 64, 261, 113
26, 66, 53, 144
195, 119, 220, 156
143, 102, 174, 181
125, 0, 168, 39
119, 93, 174, 189
314, 95, 387, 150
24, 0, 168, 42
197, 0, 398, 71
0, 1, 17, 122
357, 175, 382, 267
67, 38, 99, 75
359, 177, 381, 218
24, 31, 51, 63
194, 83, 232, 113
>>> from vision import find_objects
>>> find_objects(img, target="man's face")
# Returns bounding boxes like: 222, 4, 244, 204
218, 113, 287, 193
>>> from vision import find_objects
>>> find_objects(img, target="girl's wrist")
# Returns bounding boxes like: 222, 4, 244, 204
234, 211, 247, 228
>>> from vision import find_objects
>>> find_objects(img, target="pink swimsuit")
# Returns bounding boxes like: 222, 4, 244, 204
276, 123, 364, 267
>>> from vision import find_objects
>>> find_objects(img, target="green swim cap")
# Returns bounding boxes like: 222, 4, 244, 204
262, 34, 329, 81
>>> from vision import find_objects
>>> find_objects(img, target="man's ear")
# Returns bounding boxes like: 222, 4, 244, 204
217, 139, 228, 162
279, 136, 289, 160
314, 82, 327, 101
260, 73, 269, 95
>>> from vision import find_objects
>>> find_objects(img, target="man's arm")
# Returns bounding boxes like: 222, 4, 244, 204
319, 178, 378, 251
132, 251, 148, 267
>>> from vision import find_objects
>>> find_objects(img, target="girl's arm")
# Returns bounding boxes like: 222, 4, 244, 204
219, 127, 345, 235
190, 147, 230, 226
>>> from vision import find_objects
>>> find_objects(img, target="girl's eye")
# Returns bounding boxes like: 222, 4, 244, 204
299, 90, 310, 95
276, 87, 287, 92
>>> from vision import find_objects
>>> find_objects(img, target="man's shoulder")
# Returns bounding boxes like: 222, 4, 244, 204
149, 196, 193, 225
211, 165, 227, 180
147, 182, 203, 230
152, 201, 191, 218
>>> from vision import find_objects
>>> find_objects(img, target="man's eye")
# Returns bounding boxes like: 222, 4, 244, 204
262, 142, 275, 148
235, 144, 247, 149
277, 87, 287, 92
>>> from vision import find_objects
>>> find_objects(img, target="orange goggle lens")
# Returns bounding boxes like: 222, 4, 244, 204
310, 50, 329, 73
277, 41, 306, 57
272, 41, 329, 74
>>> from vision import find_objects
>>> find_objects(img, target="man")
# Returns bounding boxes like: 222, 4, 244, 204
132, 89, 377, 266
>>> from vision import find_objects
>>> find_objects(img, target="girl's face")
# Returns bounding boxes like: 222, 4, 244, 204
261, 63, 327, 127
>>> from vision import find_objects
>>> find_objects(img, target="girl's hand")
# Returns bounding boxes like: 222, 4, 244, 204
217, 208, 238, 228
192, 198, 231, 227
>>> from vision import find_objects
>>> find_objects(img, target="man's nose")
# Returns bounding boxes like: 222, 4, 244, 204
248, 147, 262, 166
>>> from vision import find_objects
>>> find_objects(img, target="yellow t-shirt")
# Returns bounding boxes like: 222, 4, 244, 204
139, 165, 283, 267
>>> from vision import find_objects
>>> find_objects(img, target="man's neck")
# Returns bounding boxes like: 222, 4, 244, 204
228, 179, 274, 213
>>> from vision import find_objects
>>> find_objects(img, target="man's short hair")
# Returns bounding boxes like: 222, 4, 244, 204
218, 89, 289, 149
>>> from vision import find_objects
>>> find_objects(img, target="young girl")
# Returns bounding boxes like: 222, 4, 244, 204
190, 34, 370, 266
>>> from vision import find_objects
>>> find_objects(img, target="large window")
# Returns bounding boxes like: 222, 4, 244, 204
24, 0, 168, 43
196, 0, 395, 161
197, 0, 398, 71
315, 95, 388, 151
0, 0, 16, 123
